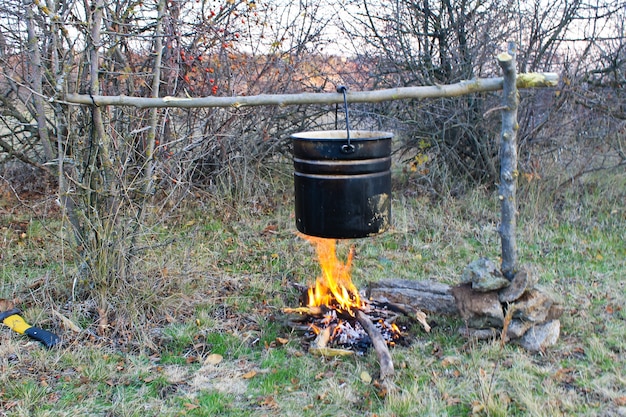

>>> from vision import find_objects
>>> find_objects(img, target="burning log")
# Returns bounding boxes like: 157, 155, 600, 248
284, 298, 417, 382
356, 310, 394, 380
284, 236, 432, 385
370, 300, 431, 333
313, 324, 332, 348
309, 334, 356, 358
309, 324, 355, 356
283, 306, 325, 317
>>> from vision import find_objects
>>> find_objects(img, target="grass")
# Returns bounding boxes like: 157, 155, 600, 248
0, 170, 625, 416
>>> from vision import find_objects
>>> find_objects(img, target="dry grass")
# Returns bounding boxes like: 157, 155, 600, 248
0, 168, 624, 416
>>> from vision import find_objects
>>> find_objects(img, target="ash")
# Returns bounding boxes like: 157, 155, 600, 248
305, 309, 405, 355
334, 320, 372, 354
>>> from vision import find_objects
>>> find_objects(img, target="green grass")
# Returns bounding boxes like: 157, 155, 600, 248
0, 171, 624, 416
188, 391, 237, 415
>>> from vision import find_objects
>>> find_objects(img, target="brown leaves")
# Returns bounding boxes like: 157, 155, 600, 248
553, 367, 576, 385
183, 402, 200, 410
261, 223, 278, 236
256, 395, 278, 409
615, 396, 626, 406
442, 392, 461, 406
275, 337, 288, 345
0, 298, 16, 312
241, 370, 257, 379
605, 303, 621, 315
204, 353, 223, 365
431, 343, 444, 359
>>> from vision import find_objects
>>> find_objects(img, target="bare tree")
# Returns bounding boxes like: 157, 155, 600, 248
333, 0, 518, 188
514, 0, 626, 186
335, 0, 626, 191
0, 0, 337, 317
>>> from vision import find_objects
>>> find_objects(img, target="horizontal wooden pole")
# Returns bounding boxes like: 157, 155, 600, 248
64, 72, 558, 109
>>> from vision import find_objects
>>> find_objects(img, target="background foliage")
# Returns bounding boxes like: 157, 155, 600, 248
0, 0, 624, 319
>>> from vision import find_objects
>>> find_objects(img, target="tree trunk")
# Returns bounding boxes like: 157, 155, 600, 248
25, 1, 54, 162
143, 0, 166, 197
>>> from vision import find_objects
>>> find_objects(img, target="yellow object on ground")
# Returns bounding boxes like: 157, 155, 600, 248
3, 314, 31, 334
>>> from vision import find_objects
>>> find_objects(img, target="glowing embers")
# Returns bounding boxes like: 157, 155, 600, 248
303, 306, 406, 356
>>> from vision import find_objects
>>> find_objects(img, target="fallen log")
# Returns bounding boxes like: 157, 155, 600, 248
309, 347, 355, 357
367, 279, 458, 315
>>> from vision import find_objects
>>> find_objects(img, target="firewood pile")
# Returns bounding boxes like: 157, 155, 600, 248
284, 296, 431, 382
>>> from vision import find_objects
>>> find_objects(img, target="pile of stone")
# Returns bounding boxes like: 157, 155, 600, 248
451, 258, 563, 352
366, 258, 564, 352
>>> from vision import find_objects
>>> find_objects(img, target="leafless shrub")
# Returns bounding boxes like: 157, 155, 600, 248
335, 0, 626, 193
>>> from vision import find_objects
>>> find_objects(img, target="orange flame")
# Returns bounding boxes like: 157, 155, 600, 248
302, 235, 363, 314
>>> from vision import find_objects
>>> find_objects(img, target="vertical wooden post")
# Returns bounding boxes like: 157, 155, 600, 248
497, 42, 519, 280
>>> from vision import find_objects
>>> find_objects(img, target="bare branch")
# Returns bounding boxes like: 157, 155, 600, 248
64, 72, 558, 108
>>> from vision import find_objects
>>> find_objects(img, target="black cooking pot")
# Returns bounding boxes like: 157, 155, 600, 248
292, 130, 393, 238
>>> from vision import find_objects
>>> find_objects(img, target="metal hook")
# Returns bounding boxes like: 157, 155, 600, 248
337, 85, 354, 154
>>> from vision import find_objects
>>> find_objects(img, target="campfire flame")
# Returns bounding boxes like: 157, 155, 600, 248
286, 234, 409, 358
302, 235, 364, 315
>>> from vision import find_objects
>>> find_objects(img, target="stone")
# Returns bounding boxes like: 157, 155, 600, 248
519, 320, 560, 352
458, 327, 499, 340
512, 288, 555, 322
451, 283, 504, 328
461, 258, 510, 292
499, 268, 537, 302
505, 319, 532, 339
545, 302, 564, 321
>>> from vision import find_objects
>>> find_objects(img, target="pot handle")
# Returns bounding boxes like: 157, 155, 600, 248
337, 85, 355, 154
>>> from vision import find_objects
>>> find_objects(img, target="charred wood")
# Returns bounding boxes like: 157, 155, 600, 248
370, 300, 431, 332
356, 310, 394, 381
